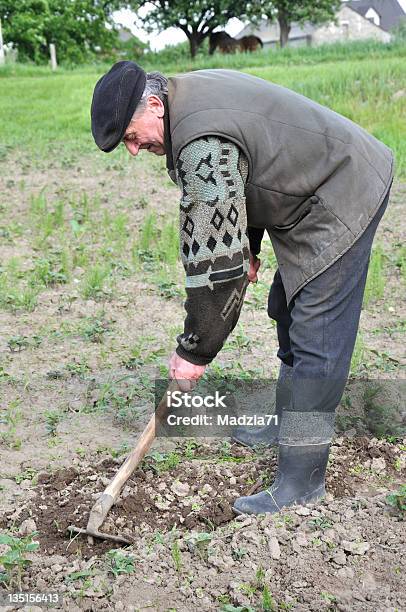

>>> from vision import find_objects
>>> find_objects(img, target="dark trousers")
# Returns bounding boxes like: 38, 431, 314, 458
268, 190, 390, 444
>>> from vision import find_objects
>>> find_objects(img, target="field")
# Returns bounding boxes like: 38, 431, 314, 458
0, 41, 405, 611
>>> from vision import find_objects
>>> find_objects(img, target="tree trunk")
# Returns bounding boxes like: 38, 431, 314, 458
187, 33, 201, 59
278, 15, 291, 48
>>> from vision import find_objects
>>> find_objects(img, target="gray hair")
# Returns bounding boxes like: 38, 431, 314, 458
131, 71, 168, 119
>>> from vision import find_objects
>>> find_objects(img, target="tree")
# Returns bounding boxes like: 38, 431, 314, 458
44, 0, 123, 64
249, 0, 340, 48
0, 0, 49, 62
131, 0, 248, 58
0, 0, 125, 63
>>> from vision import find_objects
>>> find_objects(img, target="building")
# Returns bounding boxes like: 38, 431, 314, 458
347, 0, 406, 31
237, 1, 405, 48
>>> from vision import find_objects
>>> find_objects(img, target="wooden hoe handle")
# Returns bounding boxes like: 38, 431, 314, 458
85, 378, 180, 534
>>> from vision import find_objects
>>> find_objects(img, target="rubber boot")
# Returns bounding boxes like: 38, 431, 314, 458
232, 442, 329, 515
231, 363, 292, 448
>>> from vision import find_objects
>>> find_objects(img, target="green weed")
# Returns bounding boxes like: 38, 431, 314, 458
154, 278, 183, 300
156, 219, 179, 266
262, 585, 276, 612
309, 516, 333, 530
395, 245, 406, 283
321, 592, 337, 604
121, 338, 165, 369
186, 532, 212, 560
105, 549, 136, 577
0, 258, 39, 312
30, 193, 65, 245
32, 255, 69, 287
85, 374, 152, 421
245, 280, 269, 309
146, 450, 181, 474
0, 399, 22, 449
386, 485, 406, 516
44, 410, 62, 436
0, 285, 38, 313
104, 211, 129, 245
95, 441, 131, 458
368, 348, 401, 373
65, 569, 97, 582
14, 468, 37, 484
232, 547, 248, 561
80, 315, 112, 343
350, 331, 365, 376
0, 532, 40, 590
217, 440, 247, 464
7, 335, 30, 352
81, 264, 111, 300
171, 539, 182, 572
138, 211, 158, 252
66, 358, 91, 377
181, 439, 199, 459
224, 323, 251, 352
363, 244, 386, 307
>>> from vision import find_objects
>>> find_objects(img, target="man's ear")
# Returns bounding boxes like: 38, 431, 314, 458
147, 95, 165, 118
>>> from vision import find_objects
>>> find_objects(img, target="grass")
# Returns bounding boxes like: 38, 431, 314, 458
81, 264, 112, 299
0, 399, 23, 450
396, 245, 406, 284
363, 244, 386, 307
350, 331, 365, 377
0, 40, 405, 176
171, 539, 182, 572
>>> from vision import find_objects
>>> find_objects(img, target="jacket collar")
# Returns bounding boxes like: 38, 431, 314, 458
163, 95, 176, 183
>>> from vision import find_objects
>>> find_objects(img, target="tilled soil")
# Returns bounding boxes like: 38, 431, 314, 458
1, 437, 406, 611
7, 437, 402, 556
0, 437, 404, 611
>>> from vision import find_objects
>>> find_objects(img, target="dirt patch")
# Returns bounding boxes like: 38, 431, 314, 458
1, 437, 402, 565
0, 437, 404, 611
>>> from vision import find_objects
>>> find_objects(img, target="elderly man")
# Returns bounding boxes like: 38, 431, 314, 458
91, 61, 393, 515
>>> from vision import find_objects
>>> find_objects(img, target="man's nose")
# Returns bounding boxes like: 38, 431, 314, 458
125, 141, 140, 156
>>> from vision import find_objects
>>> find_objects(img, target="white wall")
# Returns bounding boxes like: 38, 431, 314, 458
312, 6, 391, 45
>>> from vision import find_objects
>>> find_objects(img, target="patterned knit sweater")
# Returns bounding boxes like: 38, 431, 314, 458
175, 136, 264, 366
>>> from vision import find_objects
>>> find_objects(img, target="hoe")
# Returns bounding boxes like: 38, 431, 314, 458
68, 379, 180, 545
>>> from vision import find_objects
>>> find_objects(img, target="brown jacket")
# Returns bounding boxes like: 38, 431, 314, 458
166, 69, 394, 304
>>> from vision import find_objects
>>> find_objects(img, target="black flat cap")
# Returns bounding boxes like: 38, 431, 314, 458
91, 61, 147, 153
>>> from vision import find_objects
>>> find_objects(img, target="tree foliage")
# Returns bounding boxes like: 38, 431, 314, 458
249, 0, 341, 47
130, 0, 249, 58
0, 0, 49, 62
0, 0, 124, 63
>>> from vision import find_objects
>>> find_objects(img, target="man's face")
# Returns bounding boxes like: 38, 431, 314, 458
123, 95, 165, 157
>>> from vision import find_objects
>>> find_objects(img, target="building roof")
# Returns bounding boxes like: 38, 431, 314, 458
346, 0, 405, 31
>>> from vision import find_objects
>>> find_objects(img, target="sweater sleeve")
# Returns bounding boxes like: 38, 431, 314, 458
175, 136, 250, 366
247, 227, 265, 257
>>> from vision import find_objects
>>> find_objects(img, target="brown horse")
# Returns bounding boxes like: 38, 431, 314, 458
239, 35, 263, 53
209, 31, 263, 55
209, 32, 239, 55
